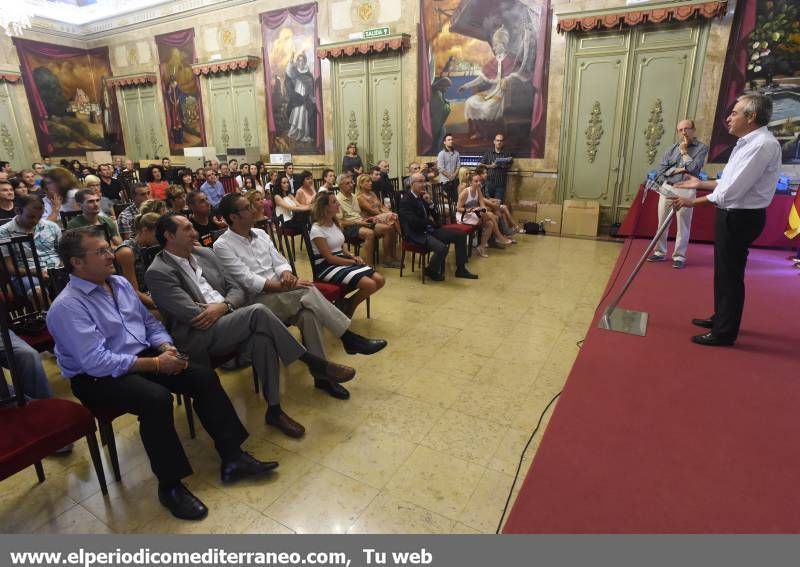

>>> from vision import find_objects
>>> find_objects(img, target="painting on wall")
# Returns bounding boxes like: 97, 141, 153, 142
418, 0, 550, 158
261, 2, 325, 155
12, 38, 124, 157
709, 0, 800, 164
155, 28, 206, 155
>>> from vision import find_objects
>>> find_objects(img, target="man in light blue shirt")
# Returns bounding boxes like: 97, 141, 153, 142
46, 225, 279, 520
199, 167, 224, 208
673, 94, 781, 346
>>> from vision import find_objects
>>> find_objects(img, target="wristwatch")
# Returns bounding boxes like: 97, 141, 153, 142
224, 301, 235, 314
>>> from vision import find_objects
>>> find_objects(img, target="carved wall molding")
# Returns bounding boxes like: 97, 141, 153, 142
380, 109, 392, 159
584, 101, 604, 163
106, 73, 158, 88
1, 125, 15, 160
644, 99, 665, 164
0, 72, 22, 84
318, 34, 410, 60
557, 0, 727, 33
192, 56, 260, 76
346, 111, 359, 146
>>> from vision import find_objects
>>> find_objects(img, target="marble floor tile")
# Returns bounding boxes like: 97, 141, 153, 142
457, 469, 516, 533
420, 409, 507, 467
35, 505, 113, 534
362, 393, 442, 444
348, 492, 454, 534
265, 467, 378, 534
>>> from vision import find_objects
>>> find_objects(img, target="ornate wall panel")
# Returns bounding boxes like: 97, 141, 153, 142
119, 84, 165, 160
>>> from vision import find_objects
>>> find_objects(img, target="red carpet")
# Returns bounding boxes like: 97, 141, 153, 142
503, 240, 800, 533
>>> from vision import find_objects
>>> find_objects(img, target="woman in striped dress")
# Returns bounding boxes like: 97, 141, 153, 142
309, 191, 385, 317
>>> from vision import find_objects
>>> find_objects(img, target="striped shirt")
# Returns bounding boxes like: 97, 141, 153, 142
480, 149, 513, 187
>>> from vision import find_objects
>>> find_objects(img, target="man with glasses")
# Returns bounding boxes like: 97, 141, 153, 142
398, 174, 478, 281
48, 225, 279, 520
480, 134, 513, 203
213, 193, 387, 401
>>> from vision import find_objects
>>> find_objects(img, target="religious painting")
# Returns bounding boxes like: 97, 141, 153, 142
418, 0, 550, 158
261, 2, 325, 155
12, 38, 124, 157
155, 29, 206, 154
709, 0, 800, 164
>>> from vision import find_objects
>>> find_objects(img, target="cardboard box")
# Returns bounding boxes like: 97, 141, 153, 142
561, 199, 600, 237
535, 203, 563, 235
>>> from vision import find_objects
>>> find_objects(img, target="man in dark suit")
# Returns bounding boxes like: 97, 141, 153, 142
145, 213, 356, 438
398, 173, 478, 281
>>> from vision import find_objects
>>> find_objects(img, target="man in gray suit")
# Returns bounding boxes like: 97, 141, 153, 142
145, 213, 356, 439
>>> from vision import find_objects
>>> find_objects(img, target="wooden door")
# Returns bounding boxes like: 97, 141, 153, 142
207, 71, 260, 150
119, 85, 164, 160
0, 82, 32, 170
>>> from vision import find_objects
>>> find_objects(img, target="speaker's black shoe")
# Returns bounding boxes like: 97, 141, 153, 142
314, 379, 350, 400
341, 332, 387, 355
158, 483, 208, 520
455, 269, 479, 279
424, 268, 444, 281
691, 332, 734, 347
221, 452, 278, 484
691, 318, 713, 329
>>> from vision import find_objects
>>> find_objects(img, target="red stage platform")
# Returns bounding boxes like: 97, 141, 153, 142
617, 185, 796, 250
503, 240, 800, 533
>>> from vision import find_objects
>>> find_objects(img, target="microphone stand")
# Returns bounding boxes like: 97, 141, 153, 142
598, 191, 677, 336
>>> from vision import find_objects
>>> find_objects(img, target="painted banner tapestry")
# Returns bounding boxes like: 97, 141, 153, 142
418, 0, 550, 158
709, 0, 800, 164
155, 28, 206, 154
261, 2, 325, 155
12, 38, 124, 157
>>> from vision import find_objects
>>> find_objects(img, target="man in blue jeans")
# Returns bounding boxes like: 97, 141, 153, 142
480, 133, 513, 203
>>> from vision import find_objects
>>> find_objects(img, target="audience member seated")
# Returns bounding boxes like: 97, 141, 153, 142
0, 180, 16, 219
212, 193, 386, 401
335, 174, 377, 264
188, 191, 225, 241
0, 194, 62, 299
140, 198, 167, 217
47, 225, 278, 520
42, 167, 79, 216
115, 212, 161, 312
165, 185, 187, 214
66, 189, 122, 246
294, 170, 318, 207
274, 174, 310, 231
320, 168, 336, 192
19, 169, 38, 196
310, 192, 385, 317
200, 167, 224, 208
82, 175, 114, 217
147, 165, 169, 200
264, 170, 278, 195
283, 162, 299, 193
399, 173, 478, 281
11, 177, 28, 198
145, 213, 357, 438
355, 173, 401, 268
370, 165, 394, 204
473, 165, 521, 236
98, 163, 124, 203
246, 190, 270, 222
178, 170, 195, 194
457, 172, 514, 257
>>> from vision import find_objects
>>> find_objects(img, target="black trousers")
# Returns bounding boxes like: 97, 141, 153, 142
70, 357, 248, 485
712, 208, 766, 341
425, 228, 468, 275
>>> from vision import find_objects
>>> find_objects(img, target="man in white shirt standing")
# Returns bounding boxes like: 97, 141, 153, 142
213, 193, 387, 400
673, 93, 781, 346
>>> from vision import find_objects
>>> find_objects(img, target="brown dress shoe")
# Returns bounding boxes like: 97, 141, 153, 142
323, 361, 356, 383
265, 411, 306, 438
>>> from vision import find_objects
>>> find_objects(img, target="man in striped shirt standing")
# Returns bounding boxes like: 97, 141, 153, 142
480, 133, 513, 203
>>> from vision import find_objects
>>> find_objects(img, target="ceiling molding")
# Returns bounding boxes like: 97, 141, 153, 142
27, 0, 257, 42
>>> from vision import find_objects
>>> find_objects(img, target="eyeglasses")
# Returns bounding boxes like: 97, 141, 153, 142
83, 246, 114, 257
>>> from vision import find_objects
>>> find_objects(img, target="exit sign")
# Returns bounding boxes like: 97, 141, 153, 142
364, 27, 390, 39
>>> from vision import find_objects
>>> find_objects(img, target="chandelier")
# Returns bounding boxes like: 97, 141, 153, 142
0, 5, 34, 36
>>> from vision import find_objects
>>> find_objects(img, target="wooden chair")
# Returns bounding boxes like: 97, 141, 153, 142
112, 202, 130, 219
430, 182, 477, 258
0, 299, 107, 495
59, 210, 81, 228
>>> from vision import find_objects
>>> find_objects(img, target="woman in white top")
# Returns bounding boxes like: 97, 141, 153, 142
457, 172, 514, 257
309, 191, 385, 317
274, 173, 310, 230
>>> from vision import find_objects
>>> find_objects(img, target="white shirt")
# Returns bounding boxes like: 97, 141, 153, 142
707, 126, 781, 210
213, 227, 292, 295
309, 222, 345, 255
164, 250, 225, 304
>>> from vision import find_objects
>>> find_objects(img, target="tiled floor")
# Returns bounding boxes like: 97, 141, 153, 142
1, 234, 620, 534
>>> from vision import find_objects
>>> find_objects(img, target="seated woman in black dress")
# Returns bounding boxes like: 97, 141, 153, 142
309, 192, 384, 317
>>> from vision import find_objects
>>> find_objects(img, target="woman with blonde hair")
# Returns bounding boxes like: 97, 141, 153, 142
139, 198, 167, 216
114, 212, 160, 312
355, 173, 401, 268
309, 192, 384, 317
457, 171, 514, 257
165, 185, 187, 214
246, 189, 270, 222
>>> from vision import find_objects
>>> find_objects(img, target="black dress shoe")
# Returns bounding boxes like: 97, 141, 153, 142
455, 269, 479, 279
322, 361, 356, 383
265, 411, 306, 438
691, 332, 734, 347
691, 318, 713, 329
341, 332, 387, 355
424, 268, 444, 281
220, 452, 278, 484
314, 379, 350, 400
158, 483, 208, 520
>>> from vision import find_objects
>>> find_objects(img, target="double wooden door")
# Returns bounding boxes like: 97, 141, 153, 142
558, 22, 709, 225
118, 85, 166, 161
332, 53, 403, 178
206, 71, 260, 151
